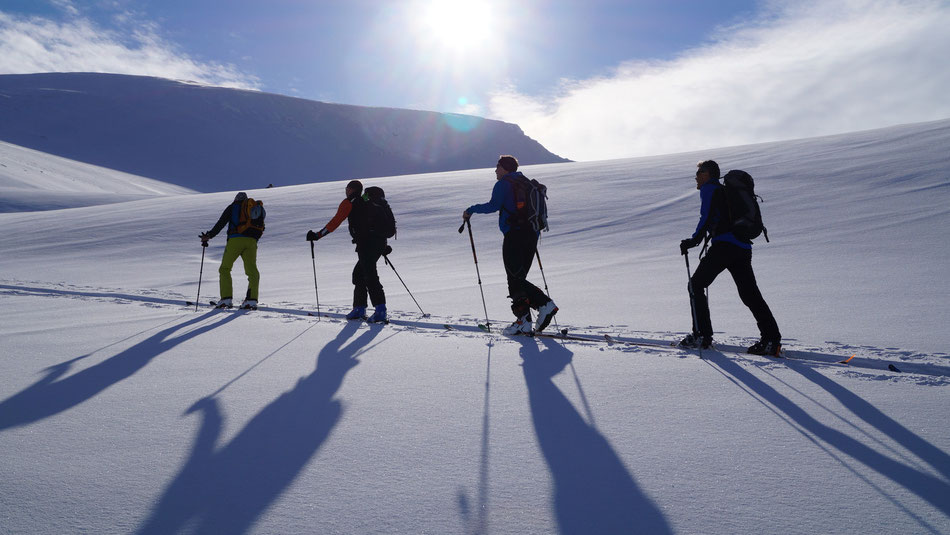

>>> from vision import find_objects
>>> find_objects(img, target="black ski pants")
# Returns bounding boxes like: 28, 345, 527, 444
502, 227, 550, 317
352, 239, 386, 308
689, 242, 780, 341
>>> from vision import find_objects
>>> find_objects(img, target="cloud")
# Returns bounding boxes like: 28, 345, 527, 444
0, 11, 260, 90
489, 0, 950, 161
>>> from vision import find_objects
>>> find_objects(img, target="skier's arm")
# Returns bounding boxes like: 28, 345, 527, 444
692, 185, 716, 240
205, 206, 232, 240
323, 199, 353, 233
466, 180, 507, 215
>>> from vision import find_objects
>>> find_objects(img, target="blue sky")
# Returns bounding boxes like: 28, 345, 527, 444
2, 0, 950, 160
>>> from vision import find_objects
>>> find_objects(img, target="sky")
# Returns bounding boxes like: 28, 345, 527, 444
2, 0, 950, 161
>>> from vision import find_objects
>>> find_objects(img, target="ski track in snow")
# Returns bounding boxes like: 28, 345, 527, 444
4, 280, 948, 386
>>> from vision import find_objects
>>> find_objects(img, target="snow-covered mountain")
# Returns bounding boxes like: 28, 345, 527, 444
0, 72, 569, 192
0, 118, 948, 534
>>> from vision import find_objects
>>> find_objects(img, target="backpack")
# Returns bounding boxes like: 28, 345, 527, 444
719, 170, 768, 242
502, 174, 549, 232
235, 198, 265, 234
363, 186, 397, 239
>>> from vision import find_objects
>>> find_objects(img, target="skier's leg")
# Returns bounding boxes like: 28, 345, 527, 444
502, 231, 530, 316
218, 239, 241, 299
352, 259, 368, 308
520, 232, 549, 308
728, 249, 780, 340
238, 238, 260, 301
689, 244, 729, 338
359, 247, 385, 307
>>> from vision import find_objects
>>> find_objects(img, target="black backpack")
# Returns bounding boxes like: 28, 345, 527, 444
363, 186, 397, 239
502, 174, 549, 232
719, 170, 768, 242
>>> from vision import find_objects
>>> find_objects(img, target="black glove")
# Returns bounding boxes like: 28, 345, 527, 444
680, 236, 702, 255
383, 245, 392, 256
306, 228, 328, 242
199, 232, 210, 246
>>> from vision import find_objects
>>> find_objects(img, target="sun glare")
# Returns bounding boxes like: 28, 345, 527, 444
419, 0, 494, 52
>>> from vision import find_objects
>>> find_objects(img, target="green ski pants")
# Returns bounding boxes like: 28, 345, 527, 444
219, 237, 260, 300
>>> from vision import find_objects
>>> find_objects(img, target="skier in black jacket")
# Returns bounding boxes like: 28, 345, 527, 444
679, 160, 781, 356
307, 180, 391, 323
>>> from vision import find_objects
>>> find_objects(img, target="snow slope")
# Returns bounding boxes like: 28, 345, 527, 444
0, 140, 195, 212
0, 119, 948, 534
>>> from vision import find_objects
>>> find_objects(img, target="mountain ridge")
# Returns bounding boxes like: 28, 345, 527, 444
0, 72, 569, 192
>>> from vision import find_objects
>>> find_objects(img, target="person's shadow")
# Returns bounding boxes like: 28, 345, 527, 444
518, 336, 672, 534
136, 321, 381, 535
704, 350, 950, 523
0, 310, 239, 431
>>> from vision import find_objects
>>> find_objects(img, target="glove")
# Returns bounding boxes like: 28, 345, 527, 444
199, 232, 210, 246
383, 245, 392, 256
306, 228, 329, 241
680, 236, 702, 255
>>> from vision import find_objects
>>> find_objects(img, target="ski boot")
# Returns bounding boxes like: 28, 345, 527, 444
240, 299, 258, 310
748, 337, 782, 357
678, 332, 712, 349
346, 306, 367, 321
367, 304, 388, 324
503, 313, 534, 336
535, 300, 558, 332
215, 297, 233, 309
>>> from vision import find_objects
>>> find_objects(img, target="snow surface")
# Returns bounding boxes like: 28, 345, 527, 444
1, 119, 949, 534
0, 141, 196, 212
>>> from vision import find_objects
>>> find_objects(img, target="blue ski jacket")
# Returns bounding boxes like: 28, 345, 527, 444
466, 171, 525, 235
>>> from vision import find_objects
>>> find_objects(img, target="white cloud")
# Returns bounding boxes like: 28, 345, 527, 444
0, 11, 260, 90
489, 0, 950, 161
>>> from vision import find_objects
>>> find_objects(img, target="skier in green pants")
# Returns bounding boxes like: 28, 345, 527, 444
200, 192, 266, 309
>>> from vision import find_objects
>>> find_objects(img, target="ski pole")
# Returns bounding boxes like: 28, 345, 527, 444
195, 241, 208, 312
460, 218, 491, 332
383, 254, 428, 317
534, 248, 559, 332
310, 240, 321, 317
684, 252, 702, 357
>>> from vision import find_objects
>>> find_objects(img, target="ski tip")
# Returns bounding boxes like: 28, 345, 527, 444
888, 363, 902, 373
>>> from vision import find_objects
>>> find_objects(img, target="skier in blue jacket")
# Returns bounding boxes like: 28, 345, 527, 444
463, 155, 557, 335
679, 160, 781, 355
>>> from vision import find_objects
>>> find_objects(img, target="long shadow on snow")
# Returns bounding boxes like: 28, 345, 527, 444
136, 321, 381, 535
785, 362, 950, 484
0, 310, 237, 431
517, 336, 672, 534
704, 350, 950, 520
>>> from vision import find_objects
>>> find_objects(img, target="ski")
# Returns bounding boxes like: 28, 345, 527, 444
533, 331, 605, 343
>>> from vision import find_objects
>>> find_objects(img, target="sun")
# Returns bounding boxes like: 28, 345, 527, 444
418, 0, 494, 52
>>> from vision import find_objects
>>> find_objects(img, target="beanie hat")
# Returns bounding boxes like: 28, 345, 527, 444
234, 192, 248, 203
346, 180, 363, 196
